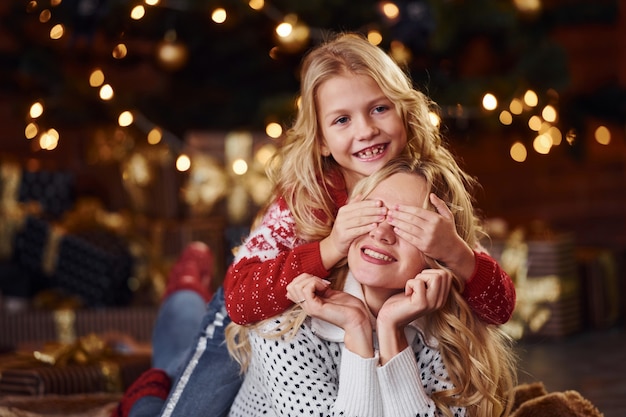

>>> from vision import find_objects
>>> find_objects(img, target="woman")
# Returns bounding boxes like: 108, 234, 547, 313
226, 157, 518, 417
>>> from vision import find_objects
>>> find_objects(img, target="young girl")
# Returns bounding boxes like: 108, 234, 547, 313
226, 157, 518, 417
114, 32, 515, 417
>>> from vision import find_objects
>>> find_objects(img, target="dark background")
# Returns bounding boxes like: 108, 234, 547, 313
1, 0, 624, 308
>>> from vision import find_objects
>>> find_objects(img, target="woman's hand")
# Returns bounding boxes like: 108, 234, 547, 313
386, 193, 475, 282
319, 198, 387, 270
287, 273, 374, 358
376, 268, 452, 364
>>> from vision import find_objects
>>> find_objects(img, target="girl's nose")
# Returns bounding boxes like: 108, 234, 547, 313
354, 116, 378, 141
369, 220, 396, 244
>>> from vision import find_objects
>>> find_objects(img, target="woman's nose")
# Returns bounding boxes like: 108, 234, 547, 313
369, 220, 396, 244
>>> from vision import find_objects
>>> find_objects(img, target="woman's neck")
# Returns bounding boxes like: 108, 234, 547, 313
362, 286, 402, 317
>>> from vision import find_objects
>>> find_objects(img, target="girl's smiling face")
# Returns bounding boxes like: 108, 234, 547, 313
348, 172, 428, 292
317, 73, 407, 193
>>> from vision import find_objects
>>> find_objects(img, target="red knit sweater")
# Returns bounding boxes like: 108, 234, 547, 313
224, 186, 515, 326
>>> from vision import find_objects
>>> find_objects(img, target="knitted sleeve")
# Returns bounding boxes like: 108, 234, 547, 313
223, 197, 330, 325
462, 250, 516, 325
376, 345, 466, 417
335, 347, 383, 416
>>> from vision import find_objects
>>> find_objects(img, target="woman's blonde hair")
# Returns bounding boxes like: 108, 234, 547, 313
264, 32, 471, 242
228, 157, 517, 417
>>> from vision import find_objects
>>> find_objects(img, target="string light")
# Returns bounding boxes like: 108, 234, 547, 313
211, 8, 227, 24
265, 122, 282, 138
89, 69, 105, 87
39, 9, 51, 22
276, 21, 293, 37
528, 115, 542, 131
533, 134, 552, 154
510, 142, 527, 162
548, 126, 562, 145
147, 127, 163, 145
249, 0, 264, 11
25, 123, 39, 139
176, 154, 192, 171
367, 30, 383, 46
29, 102, 44, 118
428, 111, 440, 128
49, 24, 64, 39
509, 98, 524, 115
112, 43, 128, 59
118, 111, 134, 127
232, 159, 248, 175
99, 84, 114, 100
23, 0, 583, 168
130, 5, 145, 20
379, 1, 400, 20
595, 126, 611, 145
542, 105, 557, 122
255, 144, 276, 165
499, 110, 513, 125
482, 93, 498, 111
523, 90, 538, 107
40, 128, 60, 151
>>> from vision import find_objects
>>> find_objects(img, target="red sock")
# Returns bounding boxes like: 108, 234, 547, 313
111, 368, 171, 417
163, 242, 215, 302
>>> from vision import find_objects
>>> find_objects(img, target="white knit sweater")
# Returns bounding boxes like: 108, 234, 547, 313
228, 273, 466, 417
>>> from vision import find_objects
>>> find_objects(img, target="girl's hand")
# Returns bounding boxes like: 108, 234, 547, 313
287, 273, 374, 357
386, 193, 475, 281
319, 198, 387, 269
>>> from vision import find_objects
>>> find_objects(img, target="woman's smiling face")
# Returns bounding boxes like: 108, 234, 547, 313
347, 172, 429, 291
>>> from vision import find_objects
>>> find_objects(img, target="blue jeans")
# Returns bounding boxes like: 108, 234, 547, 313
130, 287, 243, 417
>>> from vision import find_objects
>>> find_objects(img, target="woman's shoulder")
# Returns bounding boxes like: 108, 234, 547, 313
250, 317, 343, 360
406, 321, 442, 363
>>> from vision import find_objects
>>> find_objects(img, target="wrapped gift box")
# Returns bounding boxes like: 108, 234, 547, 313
492, 232, 583, 339
0, 307, 158, 349
0, 351, 150, 395
52, 230, 134, 306
17, 169, 75, 220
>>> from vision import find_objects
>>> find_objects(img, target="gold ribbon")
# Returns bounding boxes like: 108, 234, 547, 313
32, 333, 112, 367
27, 333, 123, 392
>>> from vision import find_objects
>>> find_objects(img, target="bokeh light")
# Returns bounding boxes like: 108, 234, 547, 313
510, 141, 527, 162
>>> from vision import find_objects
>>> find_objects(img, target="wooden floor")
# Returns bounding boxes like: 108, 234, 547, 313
514, 325, 626, 417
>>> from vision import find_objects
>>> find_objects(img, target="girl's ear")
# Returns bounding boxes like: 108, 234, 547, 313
320, 142, 331, 157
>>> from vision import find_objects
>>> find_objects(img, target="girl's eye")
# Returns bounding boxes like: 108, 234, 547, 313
373, 105, 388, 114
334, 116, 349, 125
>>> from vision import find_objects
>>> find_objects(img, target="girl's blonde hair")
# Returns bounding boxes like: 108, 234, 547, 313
227, 157, 517, 417
265, 32, 472, 242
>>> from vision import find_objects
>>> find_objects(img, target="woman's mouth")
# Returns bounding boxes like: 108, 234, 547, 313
362, 247, 395, 263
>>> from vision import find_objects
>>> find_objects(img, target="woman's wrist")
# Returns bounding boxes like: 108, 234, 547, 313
343, 320, 374, 358
376, 322, 408, 365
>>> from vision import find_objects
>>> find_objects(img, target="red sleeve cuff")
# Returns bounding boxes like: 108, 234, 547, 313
293, 241, 331, 279
463, 251, 493, 296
